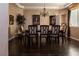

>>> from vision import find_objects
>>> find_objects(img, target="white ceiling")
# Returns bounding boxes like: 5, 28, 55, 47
17, 3, 71, 9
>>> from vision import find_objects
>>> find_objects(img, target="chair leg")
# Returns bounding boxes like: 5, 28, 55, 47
49, 36, 51, 43
55, 37, 56, 43
48, 36, 51, 43
57, 37, 59, 44
64, 35, 67, 43
46, 37, 48, 44
40, 35, 41, 47
28, 37, 31, 48
36, 36, 38, 47
25, 35, 27, 47
62, 33, 64, 44
48, 36, 50, 43
62, 36, 65, 44
46, 36, 48, 43
31, 38, 33, 48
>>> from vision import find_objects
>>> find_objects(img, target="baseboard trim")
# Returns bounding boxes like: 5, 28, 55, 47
70, 36, 79, 42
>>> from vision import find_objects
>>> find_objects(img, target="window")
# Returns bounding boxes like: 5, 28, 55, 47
70, 8, 79, 27
70, 9, 77, 26
77, 8, 79, 26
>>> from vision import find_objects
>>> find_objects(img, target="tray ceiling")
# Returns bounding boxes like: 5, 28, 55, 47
16, 3, 71, 9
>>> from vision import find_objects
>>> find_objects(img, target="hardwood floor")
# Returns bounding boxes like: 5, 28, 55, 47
9, 37, 79, 56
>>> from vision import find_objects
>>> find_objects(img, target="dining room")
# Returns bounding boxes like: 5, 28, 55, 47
9, 3, 79, 56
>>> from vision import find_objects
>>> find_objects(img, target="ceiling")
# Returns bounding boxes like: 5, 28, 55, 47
17, 3, 71, 9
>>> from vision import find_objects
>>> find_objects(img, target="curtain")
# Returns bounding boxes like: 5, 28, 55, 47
67, 9, 71, 38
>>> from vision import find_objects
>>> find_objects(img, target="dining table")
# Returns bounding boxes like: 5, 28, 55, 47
25, 29, 63, 47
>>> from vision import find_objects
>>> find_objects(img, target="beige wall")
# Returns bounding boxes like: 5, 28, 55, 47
9, 3, 23, 25
61, 14, 67, 24
24, 9, 68, 30
9, 4, 23, 38
70, 27, 79, 39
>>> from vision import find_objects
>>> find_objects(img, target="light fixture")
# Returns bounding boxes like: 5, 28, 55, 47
40, 3, 49, 17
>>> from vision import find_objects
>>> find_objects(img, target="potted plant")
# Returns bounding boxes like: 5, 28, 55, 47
16, 14, 26, 33
16, 14, 25, 25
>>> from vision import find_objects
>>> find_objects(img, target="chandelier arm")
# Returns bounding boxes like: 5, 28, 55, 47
40, 0, 49, 17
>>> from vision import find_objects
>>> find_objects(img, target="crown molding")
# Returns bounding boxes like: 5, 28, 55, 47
16, 3, 24, 9
64, 3, 72, 8
16, 3, 72, 9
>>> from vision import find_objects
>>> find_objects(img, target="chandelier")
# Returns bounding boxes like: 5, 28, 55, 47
40, 3, 49, 17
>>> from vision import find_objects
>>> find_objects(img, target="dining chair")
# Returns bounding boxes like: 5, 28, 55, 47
23, 30, 29, 48
60, 23, 67, 43
28, 25, 38, 47
40, 25, 49, 45
49, 25, 60, 43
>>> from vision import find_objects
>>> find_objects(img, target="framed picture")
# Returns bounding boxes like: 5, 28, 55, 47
50, 15, 56, 25
9, 15, 14, 25
32, 15, 40, 25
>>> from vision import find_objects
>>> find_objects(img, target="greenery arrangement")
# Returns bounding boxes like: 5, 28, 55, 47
16, 14, 25, 25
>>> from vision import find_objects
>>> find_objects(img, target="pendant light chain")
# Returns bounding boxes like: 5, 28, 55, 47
44, 0, 45, 8
40, 0, 49, 17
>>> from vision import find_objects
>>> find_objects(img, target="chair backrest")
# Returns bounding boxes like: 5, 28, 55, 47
60, 23, 67, 33
40, 25, 49, 35
28, 25, 37, 35
51, 25, 60, 34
